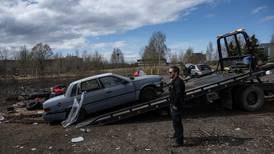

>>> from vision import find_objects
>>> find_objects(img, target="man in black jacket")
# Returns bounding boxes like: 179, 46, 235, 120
168, 66, 185, 147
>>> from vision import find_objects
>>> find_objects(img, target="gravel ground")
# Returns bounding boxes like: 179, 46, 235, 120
0, 74, 274, 154
1, 100, 274, 154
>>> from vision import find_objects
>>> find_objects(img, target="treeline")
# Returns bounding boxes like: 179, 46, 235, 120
0, 31, 271, 78
0, 43, 134, 77
141, 31, 209, 65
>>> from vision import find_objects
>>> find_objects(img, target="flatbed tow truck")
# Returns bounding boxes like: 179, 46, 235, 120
76, 29, 274, 128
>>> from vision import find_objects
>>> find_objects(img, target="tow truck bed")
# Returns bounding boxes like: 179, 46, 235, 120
76, 66, 274, 128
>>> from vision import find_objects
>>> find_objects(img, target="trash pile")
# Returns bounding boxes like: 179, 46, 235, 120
3, 84, 66, 123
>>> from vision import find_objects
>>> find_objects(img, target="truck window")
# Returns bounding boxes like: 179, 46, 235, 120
99, 76, 124, 88
81, 79, 100, 92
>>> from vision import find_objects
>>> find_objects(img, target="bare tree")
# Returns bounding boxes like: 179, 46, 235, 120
17, 46, 32, 76
206, 42, 213, 61
31, 43, 53, 75
110, 48, 125, 65
170, 52, 178, 64
0, 47, 8, 60
183, 47, 194, 63
0, 48, 9, 77
142, 31, 168, 63
89, 51, 107, 69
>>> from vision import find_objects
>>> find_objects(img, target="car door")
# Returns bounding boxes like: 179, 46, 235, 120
80, 79, 108, 114
99, 75, 136, 107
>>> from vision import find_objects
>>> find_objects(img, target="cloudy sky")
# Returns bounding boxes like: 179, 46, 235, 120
0, 0, 274, 62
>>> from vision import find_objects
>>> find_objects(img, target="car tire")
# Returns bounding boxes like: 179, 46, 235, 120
239, 86, 264, 111
140, 86, 157, 102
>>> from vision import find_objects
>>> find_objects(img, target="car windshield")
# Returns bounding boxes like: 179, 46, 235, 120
64, 83, 77, 97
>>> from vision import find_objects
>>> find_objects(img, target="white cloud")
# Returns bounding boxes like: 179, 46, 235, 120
251, 6, 267, 14
90, 41, 127, 50
261, 15, 274, 22
0, 0, 213, 50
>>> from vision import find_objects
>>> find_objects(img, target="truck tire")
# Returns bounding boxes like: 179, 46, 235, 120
140, 86, 157, 102
239, 86, 264, 111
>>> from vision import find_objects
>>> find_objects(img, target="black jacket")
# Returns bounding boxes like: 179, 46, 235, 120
169, 76, 185, 107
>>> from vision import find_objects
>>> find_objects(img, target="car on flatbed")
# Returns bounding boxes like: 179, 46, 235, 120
185, 63, 213, 77
43, 73, 163, 122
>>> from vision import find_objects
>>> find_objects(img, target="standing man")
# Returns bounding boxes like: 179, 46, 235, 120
168, 66, 185, 147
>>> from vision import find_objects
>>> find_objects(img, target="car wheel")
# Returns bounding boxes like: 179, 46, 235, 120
239, 86, 264, 111
140, 86, 157, 102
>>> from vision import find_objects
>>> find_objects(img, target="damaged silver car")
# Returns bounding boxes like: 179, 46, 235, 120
43, 73, 163, 122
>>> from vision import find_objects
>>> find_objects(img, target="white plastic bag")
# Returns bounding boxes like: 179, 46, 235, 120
61, 92, 84, 127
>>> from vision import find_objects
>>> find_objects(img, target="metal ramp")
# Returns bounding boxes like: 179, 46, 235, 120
76, 69, 270, 128
76, 95, 169, 128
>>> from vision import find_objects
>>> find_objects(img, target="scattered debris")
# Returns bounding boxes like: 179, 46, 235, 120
71, 136, 84, 143
14, 145, 20, 148
86, 128, 91, 133
115, 147, 120, 150
0, 114, 5, 121
145, 148, 151, 151
79, 128, 91, 133
7, 107, 15, 113
80, 128, 85, 132
17, 96, 25, 101
235, 128, 241, 131
51, 84, 66, 96
26, 97, 46, 110
31, 148, 37, 151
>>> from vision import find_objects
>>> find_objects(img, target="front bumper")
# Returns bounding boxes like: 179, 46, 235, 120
43, 111, 67, 122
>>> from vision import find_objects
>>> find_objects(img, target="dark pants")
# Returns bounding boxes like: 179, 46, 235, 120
170, 104, 184, 144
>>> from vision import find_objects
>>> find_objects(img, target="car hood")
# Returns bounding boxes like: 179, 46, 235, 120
131, 75, 162, 89
43, 94, 66, 108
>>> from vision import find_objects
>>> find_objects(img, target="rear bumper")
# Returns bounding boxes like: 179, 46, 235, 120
43, 111, 67, 122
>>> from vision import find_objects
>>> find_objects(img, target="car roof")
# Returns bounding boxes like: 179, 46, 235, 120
70, 73, 113, 85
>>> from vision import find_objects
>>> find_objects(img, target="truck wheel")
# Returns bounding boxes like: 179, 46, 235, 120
140, 86, 157, 102
239, 86, 264, 111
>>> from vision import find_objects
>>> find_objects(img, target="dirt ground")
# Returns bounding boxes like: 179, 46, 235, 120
1, 75, 274, 154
